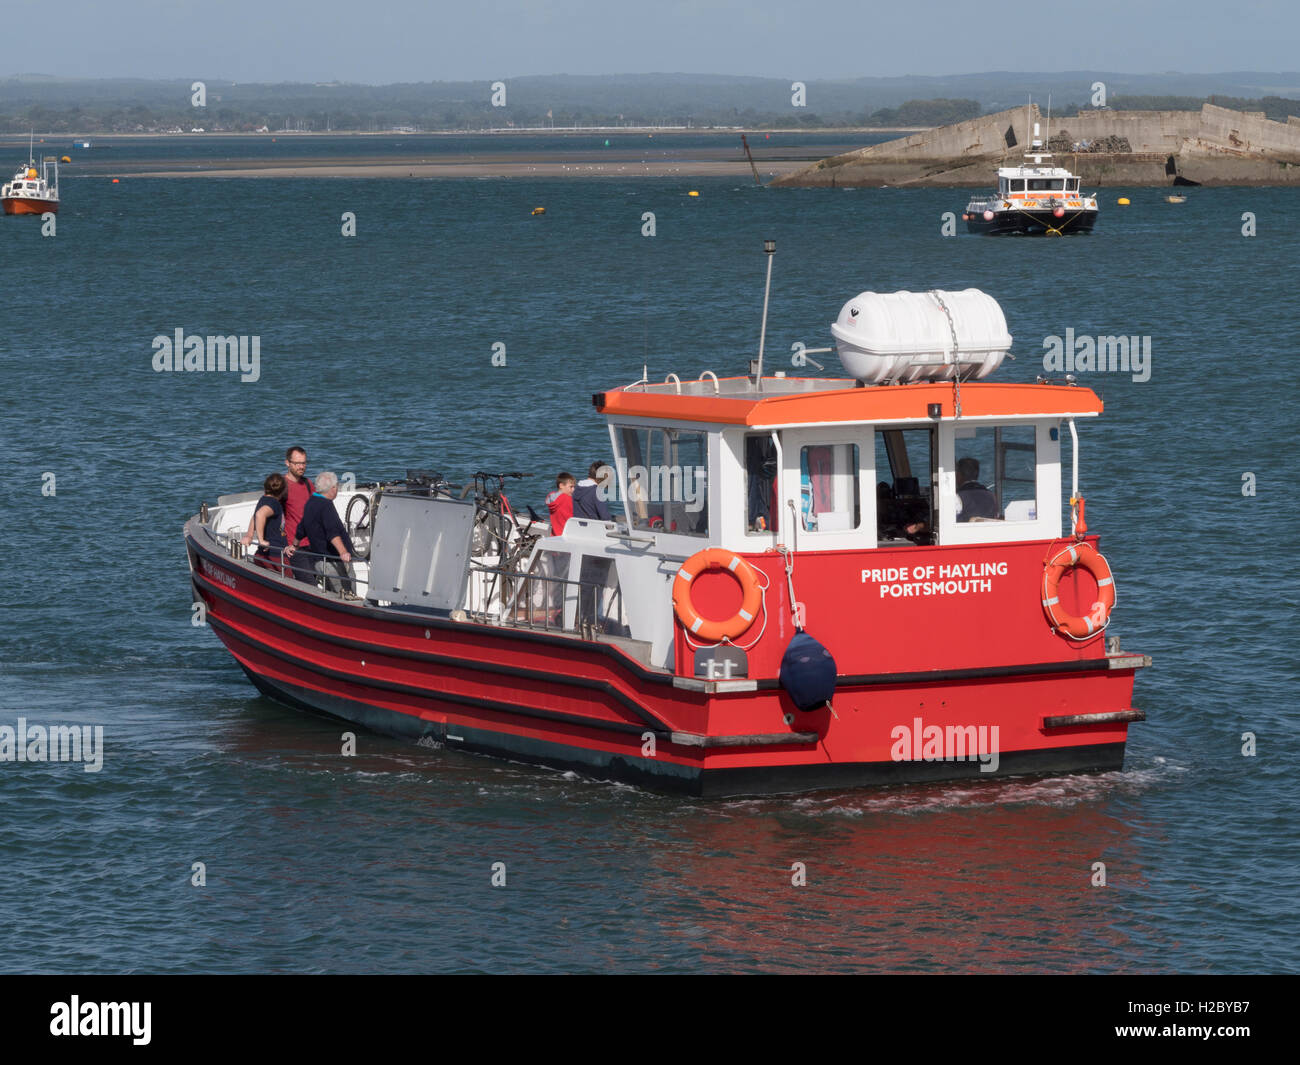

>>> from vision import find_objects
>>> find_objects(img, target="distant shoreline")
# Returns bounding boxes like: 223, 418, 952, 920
123, 159, 811, 179
2, 126, 925, 140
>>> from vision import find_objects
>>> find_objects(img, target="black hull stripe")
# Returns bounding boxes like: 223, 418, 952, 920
833, 656, 1139, 689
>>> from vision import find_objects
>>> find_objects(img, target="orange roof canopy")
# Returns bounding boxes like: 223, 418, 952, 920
594, 379, 1103, 427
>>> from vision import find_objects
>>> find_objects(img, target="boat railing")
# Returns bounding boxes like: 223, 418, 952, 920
466, 561, 624, 640
210, 529, 369, 601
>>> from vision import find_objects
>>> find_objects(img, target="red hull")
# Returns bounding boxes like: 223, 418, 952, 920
186, 524, 1146, 796
2, 197, 58, 215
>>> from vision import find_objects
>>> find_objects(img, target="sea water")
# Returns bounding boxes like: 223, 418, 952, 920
1, 164, 1295, 972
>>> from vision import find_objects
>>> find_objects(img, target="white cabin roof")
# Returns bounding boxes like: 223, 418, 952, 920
996, 165, 1078, 179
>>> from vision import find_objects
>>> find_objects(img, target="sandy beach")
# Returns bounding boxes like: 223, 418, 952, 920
126, 159, 810, 179
39, 133, 866, 180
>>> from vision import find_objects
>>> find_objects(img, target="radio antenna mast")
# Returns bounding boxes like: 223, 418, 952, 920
753, 239, 777, 391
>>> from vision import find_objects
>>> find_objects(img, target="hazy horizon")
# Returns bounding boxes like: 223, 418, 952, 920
5, 69, 1300, 87
2, 0, 1296, 84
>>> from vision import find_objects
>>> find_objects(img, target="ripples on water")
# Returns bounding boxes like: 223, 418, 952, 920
0, 169, 1296, 972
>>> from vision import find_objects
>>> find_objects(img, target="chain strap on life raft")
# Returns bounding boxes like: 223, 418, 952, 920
1042, 541, 1115, 641
672, 548, 763, 643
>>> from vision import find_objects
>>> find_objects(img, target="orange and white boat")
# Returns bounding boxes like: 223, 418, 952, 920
2, 137, 59, 216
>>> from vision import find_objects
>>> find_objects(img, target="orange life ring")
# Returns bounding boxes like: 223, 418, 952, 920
1042, 542, 1115, 640
672, 548, 762, 642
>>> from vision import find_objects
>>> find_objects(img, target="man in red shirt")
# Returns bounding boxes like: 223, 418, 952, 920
282, 446, 315, 548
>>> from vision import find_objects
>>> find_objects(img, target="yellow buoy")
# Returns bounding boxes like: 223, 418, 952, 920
531, 206, 545, 216
60, 155, 71, 163
687, 190, 700, 198
1117, 197, 1130, 205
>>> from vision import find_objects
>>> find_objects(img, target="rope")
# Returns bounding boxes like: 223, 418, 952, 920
776, 543, 801, 630
930, 290, 962, 419
1005, 196, 1092, 235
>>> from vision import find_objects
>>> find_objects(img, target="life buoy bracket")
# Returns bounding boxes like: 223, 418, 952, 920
672, 548, 763, 643
1042, 541, 1115, 640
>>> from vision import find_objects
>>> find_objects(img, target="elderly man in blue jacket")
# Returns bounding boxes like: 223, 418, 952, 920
296, 471, 358, 594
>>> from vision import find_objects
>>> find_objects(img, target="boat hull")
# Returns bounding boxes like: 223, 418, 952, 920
240, 663, 1127, 795
2, 197, 58, 215
966, 208, 1097, 235
188, 524, 1145, 797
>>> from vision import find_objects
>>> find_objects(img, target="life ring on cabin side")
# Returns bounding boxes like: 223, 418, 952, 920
1042, 542, 1115, 640
672, 548, 762, 643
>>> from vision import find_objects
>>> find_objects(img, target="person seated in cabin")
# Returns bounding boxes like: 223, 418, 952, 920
956, 457, 999, 522
295, 471, 357, 593
546, 472, 576, 535
877, 480, 932, 544
241, 473, 291, 576
573, 461, 614, 523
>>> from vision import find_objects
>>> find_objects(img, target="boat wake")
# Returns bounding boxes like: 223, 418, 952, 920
732, 755, 1190, 817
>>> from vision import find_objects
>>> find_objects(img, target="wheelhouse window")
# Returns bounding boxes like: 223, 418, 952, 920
875, 428, 934, 544
1066, 178, 1080, 192
615, 425, 709, 536
1028, 178, 1065, 191
800, 443, 860, 532
952, 425, 1038, 522
1007, 178, 1025, 192
744, 433, 778, 533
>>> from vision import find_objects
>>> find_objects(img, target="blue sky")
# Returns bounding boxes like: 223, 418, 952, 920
4, 0, 1296, 82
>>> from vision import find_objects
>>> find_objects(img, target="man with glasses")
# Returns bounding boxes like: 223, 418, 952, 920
283, 446, 315, 557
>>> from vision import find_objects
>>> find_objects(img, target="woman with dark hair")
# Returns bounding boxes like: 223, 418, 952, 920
242, 473, 291, 575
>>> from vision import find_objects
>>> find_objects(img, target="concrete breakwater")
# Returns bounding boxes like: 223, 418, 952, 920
772, 103, 1300, 187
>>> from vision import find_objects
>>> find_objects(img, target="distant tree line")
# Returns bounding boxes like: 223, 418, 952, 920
864, 98, 982, 126
1062, 95, 1300, 121
1, 75, 1297, 133
0, 96, 985, 133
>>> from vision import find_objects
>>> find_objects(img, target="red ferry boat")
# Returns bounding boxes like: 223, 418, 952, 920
185, 266, 1149, 796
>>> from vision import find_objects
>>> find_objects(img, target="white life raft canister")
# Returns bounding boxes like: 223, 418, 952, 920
830, 289, 1012, 384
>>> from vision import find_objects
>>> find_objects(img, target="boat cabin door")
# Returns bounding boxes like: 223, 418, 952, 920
779, 429, 871, 551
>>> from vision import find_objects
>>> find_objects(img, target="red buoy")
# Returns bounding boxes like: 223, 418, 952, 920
1053, 206, 1065, 218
